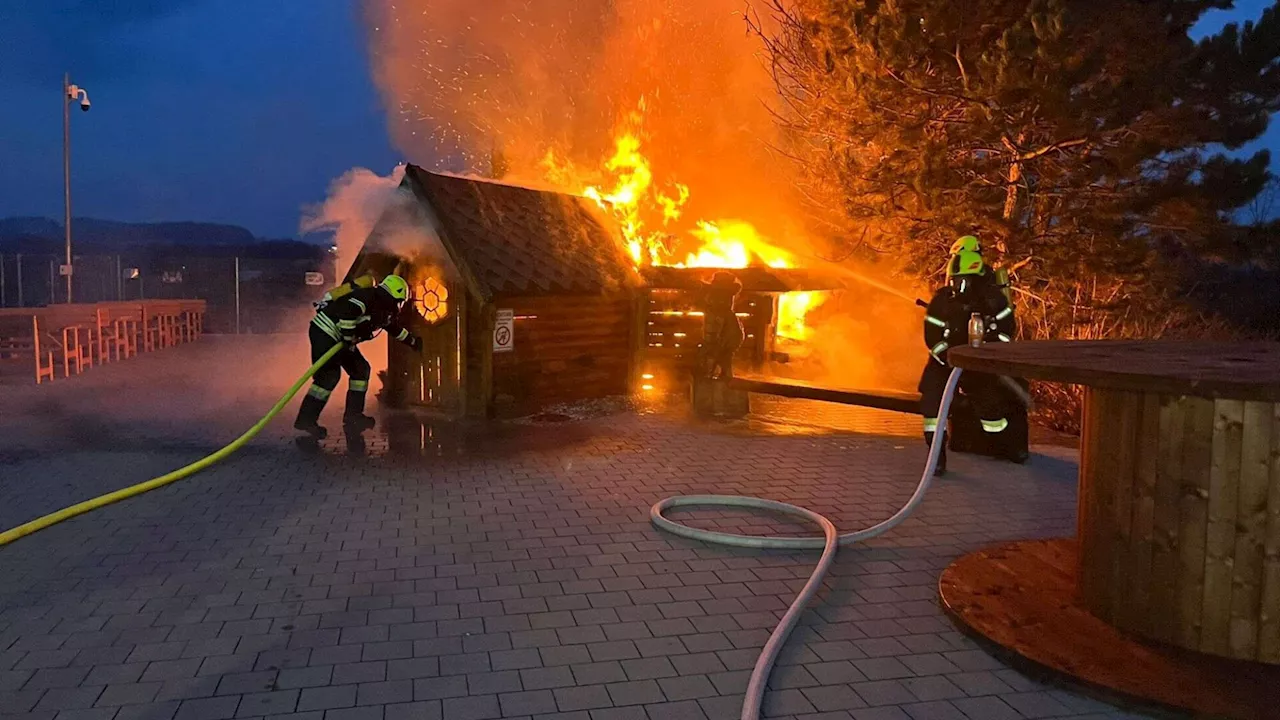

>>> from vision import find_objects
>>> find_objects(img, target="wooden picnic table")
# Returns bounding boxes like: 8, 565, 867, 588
948, 340, 1280, 665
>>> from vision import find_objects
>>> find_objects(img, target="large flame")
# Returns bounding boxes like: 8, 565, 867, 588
680, 221, 792, 270
562, 102, 826, 345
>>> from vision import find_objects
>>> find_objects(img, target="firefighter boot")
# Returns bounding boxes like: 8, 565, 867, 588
1001, 418, 1030, 464
924, 432, 947, 476
343, 390, 376, 432
294, 394, 329, 439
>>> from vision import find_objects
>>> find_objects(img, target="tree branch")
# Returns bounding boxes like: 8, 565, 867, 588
1014, 138, 1091, 162
955, 43, 971, 92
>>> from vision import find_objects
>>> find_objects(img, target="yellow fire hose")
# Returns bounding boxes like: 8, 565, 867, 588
0, 343, 344, 549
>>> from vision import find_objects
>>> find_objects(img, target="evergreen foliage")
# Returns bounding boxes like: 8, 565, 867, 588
753, 0, 1280, 428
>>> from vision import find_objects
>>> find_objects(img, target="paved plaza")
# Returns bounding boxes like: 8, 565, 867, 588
1, 337, 1152, 720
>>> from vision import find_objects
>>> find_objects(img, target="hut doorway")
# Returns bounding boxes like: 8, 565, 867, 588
398, 273, 463, 413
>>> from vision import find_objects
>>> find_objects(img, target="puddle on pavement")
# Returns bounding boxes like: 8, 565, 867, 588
302, 391, 920, 461
20, 389, 923, 462
303, 410, 604, 460
633, 389, 918, 439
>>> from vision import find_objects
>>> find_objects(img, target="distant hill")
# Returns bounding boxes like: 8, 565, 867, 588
0, 216, 323, 259
0, 216, 259, 247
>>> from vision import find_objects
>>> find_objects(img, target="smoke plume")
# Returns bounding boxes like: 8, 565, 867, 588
358, 0, 815, 250
351, 0, 927, 391
300, 165, 408, 280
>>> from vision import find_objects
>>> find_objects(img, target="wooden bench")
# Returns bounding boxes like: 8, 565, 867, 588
94, 301, 144, 361
140, 301, 185, 351
728, 374, 923, 415
38, 305, 98, 376
176, 299, 206, 343
693, 372, 922, 418
0, 312, 55, 384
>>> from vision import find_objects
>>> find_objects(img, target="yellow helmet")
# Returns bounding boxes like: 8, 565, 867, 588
379, 274, 409, 302
950, 235, 981, 255
947, 250, 985, 278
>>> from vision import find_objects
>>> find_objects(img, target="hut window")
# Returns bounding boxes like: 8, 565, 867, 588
414, 275, 450, 324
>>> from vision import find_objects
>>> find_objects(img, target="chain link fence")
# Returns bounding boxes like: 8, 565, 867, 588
0, 252, 338, 334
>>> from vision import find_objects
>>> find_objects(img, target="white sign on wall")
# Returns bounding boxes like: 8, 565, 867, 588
304, 272, 325, 286
493, 309, 514, 353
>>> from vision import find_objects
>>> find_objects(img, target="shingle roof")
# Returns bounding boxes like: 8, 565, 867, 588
404, 165, 639, 299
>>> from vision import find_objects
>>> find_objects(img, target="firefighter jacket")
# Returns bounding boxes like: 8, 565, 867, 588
312, 287, 417, 346
922, 274, 1016, 365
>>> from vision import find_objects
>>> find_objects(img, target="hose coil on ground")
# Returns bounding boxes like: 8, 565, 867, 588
650, 367, 963, 720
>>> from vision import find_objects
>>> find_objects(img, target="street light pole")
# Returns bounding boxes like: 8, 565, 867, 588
63, 73, 91, 304
63, 72, 72, 304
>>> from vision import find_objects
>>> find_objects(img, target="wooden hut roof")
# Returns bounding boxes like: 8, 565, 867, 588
403, 165, 639, 300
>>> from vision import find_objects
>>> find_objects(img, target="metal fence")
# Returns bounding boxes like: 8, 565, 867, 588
0, 253, 338, 334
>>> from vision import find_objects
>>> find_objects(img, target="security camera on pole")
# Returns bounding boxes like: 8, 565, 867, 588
63, 73, 91, 304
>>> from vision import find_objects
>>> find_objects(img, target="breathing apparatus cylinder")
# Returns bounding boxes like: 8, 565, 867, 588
316, 274, 377, 309
995, 267, 1011, 304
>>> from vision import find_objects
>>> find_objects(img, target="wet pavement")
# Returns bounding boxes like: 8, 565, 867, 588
0, 336, 1149, 720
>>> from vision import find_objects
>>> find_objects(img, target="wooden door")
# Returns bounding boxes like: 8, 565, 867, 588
403, 277, 463, 412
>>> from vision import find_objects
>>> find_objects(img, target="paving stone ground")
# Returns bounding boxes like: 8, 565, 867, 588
0, 336, 1155, 720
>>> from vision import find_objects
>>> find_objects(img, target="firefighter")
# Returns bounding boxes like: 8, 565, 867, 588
918, 237, 1026, 475
294, 274, 421, 438
697, 271, 745, 380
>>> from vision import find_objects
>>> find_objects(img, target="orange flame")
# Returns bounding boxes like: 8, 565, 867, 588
560, 99, 824, 337
678, 221, 792, 269
777, 292, 825, 342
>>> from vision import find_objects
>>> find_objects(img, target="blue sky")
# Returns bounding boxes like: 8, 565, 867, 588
0, 0, 398, 239
0, 1, 1273, 239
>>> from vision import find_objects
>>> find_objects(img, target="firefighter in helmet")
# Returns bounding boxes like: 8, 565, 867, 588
697, 271, 745, 380
294, 274, 422, 438
917, 236, 1026, 475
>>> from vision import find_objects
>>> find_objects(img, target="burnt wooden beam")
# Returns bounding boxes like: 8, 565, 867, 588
729, 374, 921, 415
641, 266, 847, 293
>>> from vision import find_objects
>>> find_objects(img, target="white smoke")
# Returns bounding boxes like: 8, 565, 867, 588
300, 164, 408, 280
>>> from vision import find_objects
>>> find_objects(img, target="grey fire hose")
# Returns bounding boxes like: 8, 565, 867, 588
649, 366, 964, 720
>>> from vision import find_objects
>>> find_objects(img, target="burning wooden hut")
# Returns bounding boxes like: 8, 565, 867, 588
345, 164, 641, 418
343, 164, 850, 417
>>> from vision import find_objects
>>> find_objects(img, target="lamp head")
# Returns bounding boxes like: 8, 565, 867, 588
68, 84, 90, 111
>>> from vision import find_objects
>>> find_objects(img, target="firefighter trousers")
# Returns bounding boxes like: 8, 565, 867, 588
917, 359, 1012, 439
300, 324, 371, 420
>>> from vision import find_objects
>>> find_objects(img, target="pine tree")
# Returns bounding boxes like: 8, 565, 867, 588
755, 0, 1280, 338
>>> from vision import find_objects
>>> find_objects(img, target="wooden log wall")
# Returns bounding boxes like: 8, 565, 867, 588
1078, 387, 1280, 663
489, 293, 632, 413
642, 289, 773, 375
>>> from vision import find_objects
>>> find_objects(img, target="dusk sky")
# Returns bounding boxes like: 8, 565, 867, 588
0, 0, 1275, 240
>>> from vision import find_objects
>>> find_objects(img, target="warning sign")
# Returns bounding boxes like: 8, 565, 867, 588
493, 309, 514, 353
